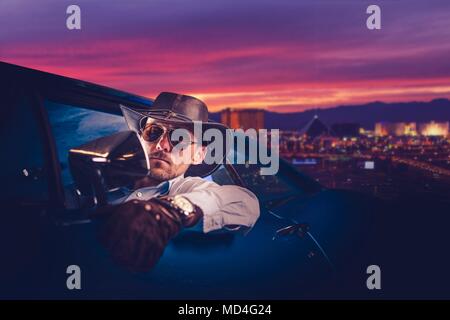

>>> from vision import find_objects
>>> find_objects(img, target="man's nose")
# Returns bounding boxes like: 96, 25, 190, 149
155, 132, 172, 152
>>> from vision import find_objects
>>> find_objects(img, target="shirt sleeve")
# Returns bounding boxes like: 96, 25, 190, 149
170, 177, 260, 233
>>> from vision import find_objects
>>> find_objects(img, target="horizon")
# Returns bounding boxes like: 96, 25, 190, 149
1, 0, 450, 112
4, 59, 450, 115
215, 97, 450, 114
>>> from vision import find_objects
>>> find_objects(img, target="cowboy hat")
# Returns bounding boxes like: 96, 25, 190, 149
120, 92, 231, 177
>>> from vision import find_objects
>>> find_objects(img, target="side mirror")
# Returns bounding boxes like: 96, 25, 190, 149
68, 130, 149, 207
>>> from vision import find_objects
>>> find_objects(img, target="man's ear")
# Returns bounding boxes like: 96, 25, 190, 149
192, 146, 207, 165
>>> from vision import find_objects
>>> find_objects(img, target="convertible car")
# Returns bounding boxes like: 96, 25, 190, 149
0, 61, 385, 299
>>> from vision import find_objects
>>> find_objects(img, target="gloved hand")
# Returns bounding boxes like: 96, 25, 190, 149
92, 199, 185, 272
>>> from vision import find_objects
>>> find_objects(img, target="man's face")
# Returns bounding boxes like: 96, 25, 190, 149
140, 121, 206, 182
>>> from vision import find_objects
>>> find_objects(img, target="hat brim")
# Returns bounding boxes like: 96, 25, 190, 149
119, 104, 232, 178
120, 104, 227, 132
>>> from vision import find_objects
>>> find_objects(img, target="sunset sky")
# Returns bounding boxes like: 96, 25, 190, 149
1, 0, 450, 112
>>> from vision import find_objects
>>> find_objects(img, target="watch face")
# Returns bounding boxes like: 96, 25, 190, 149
173, 195, 194, 214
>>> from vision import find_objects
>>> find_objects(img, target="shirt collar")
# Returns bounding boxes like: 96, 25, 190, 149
164, 174, 185, 193
152, 174, 185, 196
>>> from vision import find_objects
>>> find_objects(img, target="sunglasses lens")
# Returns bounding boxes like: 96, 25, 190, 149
142, 125, 197, 148
142, 125, 164, 142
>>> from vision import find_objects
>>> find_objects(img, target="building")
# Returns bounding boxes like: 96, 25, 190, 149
418, 121, 449, 137
374, 122, 417, 136
299, 115, 332, 138
220, 108, 265, 130
374, 121, 449, 137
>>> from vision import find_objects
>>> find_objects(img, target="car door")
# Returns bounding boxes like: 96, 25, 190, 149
0, 83, 53, 297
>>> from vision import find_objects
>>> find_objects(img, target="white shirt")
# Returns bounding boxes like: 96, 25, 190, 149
109, 175, 260, 233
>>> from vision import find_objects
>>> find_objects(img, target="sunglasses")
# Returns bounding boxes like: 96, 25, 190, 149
141, 124, 205, 148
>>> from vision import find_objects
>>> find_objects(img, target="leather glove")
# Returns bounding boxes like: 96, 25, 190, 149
91, 198, 200, 272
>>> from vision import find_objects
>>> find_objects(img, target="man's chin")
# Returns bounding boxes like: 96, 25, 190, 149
148, 167, 173, 181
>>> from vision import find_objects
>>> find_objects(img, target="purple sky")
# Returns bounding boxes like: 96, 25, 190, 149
1, 0, 450, 111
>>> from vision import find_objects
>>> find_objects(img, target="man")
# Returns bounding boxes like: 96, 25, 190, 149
94, 92, 260, 272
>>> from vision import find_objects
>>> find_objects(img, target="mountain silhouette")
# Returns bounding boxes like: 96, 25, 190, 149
210, 98, 450, 130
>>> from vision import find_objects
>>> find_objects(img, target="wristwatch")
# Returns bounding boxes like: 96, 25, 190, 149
154, 195, 200, 227
170, 195, 196, 216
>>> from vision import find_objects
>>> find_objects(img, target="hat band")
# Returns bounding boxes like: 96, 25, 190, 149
145, 109, 195, 121
138, 109, 198, 129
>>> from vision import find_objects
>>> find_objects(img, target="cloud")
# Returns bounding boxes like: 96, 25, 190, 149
1, 0, 450, 111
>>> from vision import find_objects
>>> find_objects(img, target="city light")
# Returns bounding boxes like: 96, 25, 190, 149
275, 115, 450, 200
